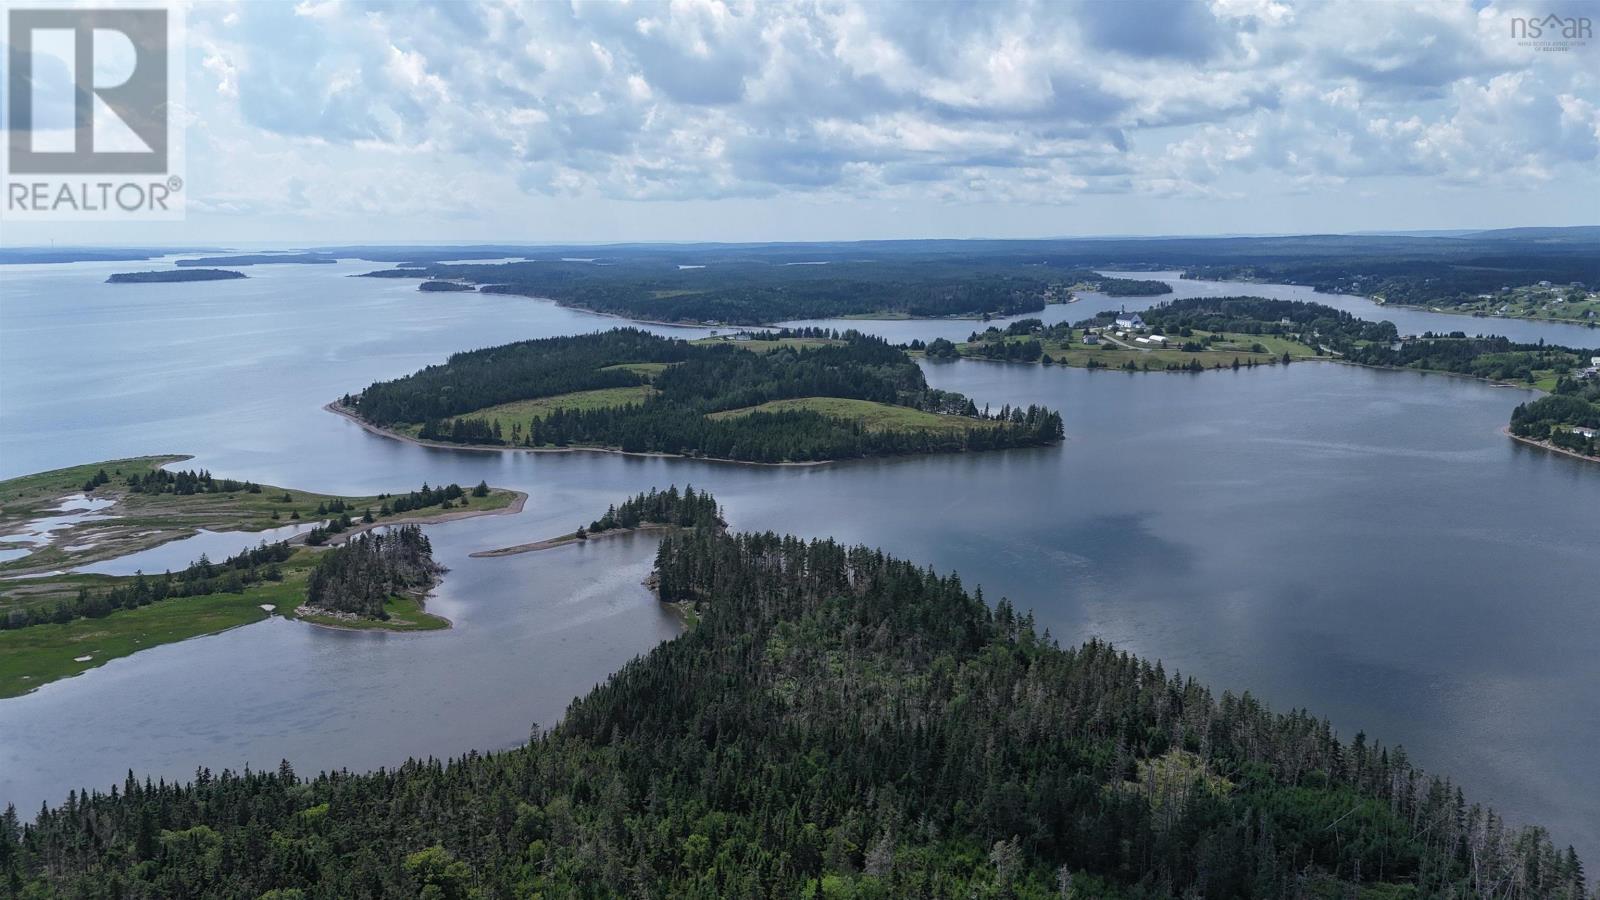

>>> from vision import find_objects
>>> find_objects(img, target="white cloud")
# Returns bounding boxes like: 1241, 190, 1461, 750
108, 0, 1596, 236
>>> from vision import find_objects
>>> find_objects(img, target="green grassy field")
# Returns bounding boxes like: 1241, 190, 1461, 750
0, 543, 456, 697
412, 386, 657, 440
956, 329, 1316, 372
0, 455, 182, 523
1379, 288, 1600, 325
0, 575, 304, 699
709, 397, 991, 432
692, 336, 847, 353
599, 362, 672, 379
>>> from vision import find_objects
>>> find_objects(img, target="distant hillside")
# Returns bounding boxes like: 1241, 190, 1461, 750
174, 253, 337, 267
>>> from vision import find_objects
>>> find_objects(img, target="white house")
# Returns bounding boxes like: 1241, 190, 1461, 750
1114, 312, 1145, 330
1082, 334, 1100, 345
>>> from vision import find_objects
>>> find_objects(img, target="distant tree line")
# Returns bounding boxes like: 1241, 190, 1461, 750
458, 264, 1053, 323
123, 468, 264, 496
303, 525, 440, 620
6, 511, 1586, 897
1065, 269, 1173, 296
1180, 253, 1599, 308
1343, 335, 1596, 385
2, 541, 292, 631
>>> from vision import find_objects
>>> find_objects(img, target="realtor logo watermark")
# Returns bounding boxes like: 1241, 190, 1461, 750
1511, 13, 1592, 51
3, 4, 186, 221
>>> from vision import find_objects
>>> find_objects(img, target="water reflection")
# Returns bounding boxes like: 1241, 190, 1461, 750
0, 260, 1596, 863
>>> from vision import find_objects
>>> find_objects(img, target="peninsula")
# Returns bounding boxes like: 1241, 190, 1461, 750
0, 458, 523, 696
12, 488, 1585, 898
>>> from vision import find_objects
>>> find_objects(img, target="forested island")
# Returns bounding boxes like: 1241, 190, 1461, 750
0, 459, 521, 695
360, 258, 1058, 323
338, 328, 1063, 463
297, 525, 447, 629
105, 268, 246, 284
5, 497, 1586, 898
418, 279, 476, 292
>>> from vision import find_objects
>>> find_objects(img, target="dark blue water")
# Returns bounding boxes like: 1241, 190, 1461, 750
1, 260, 1596, 862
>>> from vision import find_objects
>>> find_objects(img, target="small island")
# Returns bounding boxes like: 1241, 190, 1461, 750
0, 458, 523, 696
336, 328, 1064, 463
106, 268, 246, 284
418, 279, 476, 292
295, 524, 448, 630
472, 485, 722, 557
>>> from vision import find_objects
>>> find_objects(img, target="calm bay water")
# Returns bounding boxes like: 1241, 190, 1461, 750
1, 261, 1597, 861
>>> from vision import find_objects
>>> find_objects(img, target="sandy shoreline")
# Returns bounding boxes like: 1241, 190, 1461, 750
313, 488, 528, 548
470, 523, 669, 558
324, 401, 833, 468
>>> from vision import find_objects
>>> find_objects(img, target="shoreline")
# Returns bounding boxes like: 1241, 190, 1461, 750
484, 289, 1048, 329
1503, 427, 1600, 465
469, 523, 669, 558
1374, 299, 1600, 329
325, 401, 834, 468
942, 348, 1561, 395
641, 570, 696, 627
294, 580, 452, 633
1170, 273, 1600, 331
484, 291, 747, 330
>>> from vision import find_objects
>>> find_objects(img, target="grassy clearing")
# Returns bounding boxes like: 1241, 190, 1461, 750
709, 397, 991, 433
0, 456, 182, 524
410, 386, 657, 440
956, 329, 1317, 372
841, 311, 911, 320
693, 336, 846, 354
600, 362, 672, 379
0, 576, 304, 699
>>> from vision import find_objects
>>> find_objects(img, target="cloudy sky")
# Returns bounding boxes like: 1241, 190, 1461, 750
12, 0, 1600, 245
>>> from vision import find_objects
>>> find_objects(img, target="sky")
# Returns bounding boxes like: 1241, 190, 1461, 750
5, 0, 1599, 246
